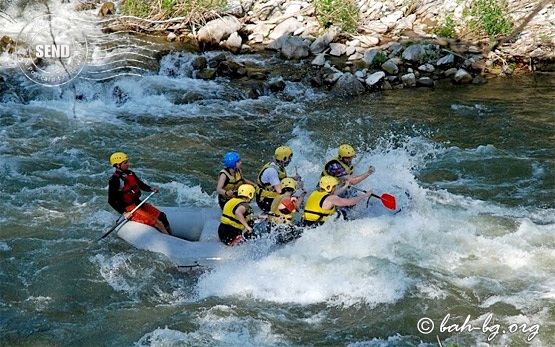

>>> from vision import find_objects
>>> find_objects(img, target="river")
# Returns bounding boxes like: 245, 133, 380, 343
1, 3, 554, 347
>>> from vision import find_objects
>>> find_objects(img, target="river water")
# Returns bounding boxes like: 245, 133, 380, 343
1, 4, 554, 347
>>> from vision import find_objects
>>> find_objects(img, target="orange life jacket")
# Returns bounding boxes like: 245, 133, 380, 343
113, 171, 141, 205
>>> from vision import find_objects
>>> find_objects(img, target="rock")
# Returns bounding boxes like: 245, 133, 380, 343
217, 60, 246, 78
98, 2, 115, 16
311, 53, 326, 66
418, 63, 435, 72
417, 77, 435, 87
197, 16, 242, 47
444, 67, 458, 77
246, 67, 268, 80
363, 49, 379, 66
220, 32, 242, 54
191, 56, 207, 70
196, 69, 217, 80
453, 68, 473, 84
278, 36, 310, 59
329, 43, 346, 57
167, 32, 177, 42
310, 27, 340, 54
381, 60, 399, 75
268, 79, 286, 92
402, 44, 426, 64
436, 54, 455, 67
401, 73, 417, 87
331, 73, 366, 97
268, 17, 303, 40
365, 71, 386, 87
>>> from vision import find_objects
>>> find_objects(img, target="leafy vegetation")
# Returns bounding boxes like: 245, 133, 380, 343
466, 0, 513, 39
314, 0, 360, 33
433, 15, 457, 38
121, 0, 227, 22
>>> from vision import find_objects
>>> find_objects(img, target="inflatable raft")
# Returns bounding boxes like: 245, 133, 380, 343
117, 207, 236, 267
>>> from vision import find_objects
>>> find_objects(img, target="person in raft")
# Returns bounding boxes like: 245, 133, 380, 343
216, 151, 256, 209
268, 177, 306, 226
301, 176, 372, 228
255, 145, 297, 212
321, 143, 376, 190
108, 152, 172, 235
268, 177, 307, 243
218, 184, 257, 246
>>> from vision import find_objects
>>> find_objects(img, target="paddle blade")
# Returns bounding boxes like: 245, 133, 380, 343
380, 193, 396, 210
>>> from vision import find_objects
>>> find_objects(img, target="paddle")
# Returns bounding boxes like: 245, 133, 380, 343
351, 186, 396, 210
96, 191, 156, 242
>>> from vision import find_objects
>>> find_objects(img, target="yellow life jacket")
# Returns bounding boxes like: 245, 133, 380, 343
219, 168, 244, 199
302, 190, 336, 223
269, 194, 295, 225
221, 198, 252, 230
320, 156, 353, 177
256, 162, 287, 199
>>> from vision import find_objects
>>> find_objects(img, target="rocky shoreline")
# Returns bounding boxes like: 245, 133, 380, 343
1, 0, 554, 99
109, 0, 554, 97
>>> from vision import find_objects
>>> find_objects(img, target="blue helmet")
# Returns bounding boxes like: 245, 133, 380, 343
223, 151, 241, 168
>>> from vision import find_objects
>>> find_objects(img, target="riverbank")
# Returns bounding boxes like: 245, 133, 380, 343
0, 0, 554, 98
97, 0, 554, 96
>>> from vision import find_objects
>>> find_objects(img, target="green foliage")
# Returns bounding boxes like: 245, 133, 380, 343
433, 15, 457, 38
467, 0, 513, 38
161, 0, 175, 12
121, 0, 227, 19
121, 0, 151, 17
314, 0, 360, 33
372, 51, 387, 66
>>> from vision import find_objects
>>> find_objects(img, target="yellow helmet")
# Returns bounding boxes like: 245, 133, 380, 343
110, 152, 128, 166
237, 184, 256, 200
319, 175, 339, 192
275, 145, 293, 162
281, 177, 297, 191
338, 144, 356, 159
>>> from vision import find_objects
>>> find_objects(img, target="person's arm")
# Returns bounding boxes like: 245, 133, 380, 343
216, 173, 233, 197
134, 171, 159, 193
235, 204, 253, 233
345, 166, 376, 185
108, 176, 125, 214
294, 190, 307, 210
324, 191, 372, 208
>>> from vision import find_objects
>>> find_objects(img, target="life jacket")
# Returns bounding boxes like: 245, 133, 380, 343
302, 190, 336, 223
221, 198, 252, 230
320, 156, 353, 177
219, 168, 244, 199
269, 194, 295, 225
113, 170, 141, 205
256, 162, 287, 199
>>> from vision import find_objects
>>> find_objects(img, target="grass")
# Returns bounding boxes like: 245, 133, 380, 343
120, 0, 228, 25
314, 0, 360, 33
466, 0, 513, 39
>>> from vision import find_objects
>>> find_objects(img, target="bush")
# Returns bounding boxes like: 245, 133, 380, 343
467, 0, 513, 39
433, 15, 457, 39
121, 0, 227, 20
314, 0, 360, 33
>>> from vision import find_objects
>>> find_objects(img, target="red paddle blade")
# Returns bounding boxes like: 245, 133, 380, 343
380, 193, 396, 210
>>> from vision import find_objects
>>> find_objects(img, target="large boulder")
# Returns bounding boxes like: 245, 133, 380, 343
331, 73, 365, 97
197, 16, 242, 47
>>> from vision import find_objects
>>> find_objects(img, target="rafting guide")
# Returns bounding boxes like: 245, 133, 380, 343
417, 313, 540, 342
